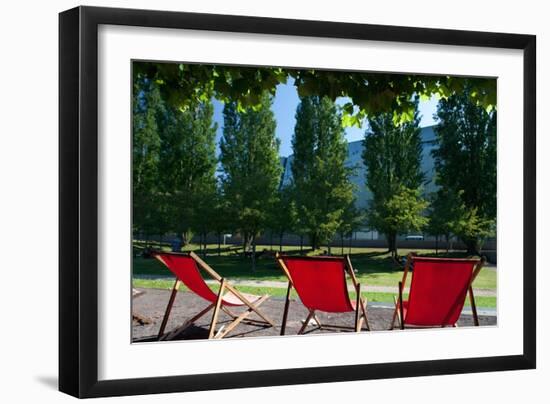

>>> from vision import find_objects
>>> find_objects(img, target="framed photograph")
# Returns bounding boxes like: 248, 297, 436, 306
59, 6, 536, 398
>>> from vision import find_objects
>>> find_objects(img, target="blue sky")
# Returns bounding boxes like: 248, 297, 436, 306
212, 78, 440, 157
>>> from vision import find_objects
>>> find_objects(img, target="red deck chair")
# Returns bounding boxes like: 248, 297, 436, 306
276, 254, 370, 335
153, 251, 275, 340
391, 253, 486, 329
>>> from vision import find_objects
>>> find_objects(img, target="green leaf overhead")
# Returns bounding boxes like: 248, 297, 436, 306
134, 62, 497, 127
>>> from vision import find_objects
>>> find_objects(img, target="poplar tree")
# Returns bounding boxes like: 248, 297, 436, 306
362, 100, 427, 257
159, 101, 218, 245
132, 79, 164, 239
291, 96, 354, 251
269, 185, 296, 252
337, 202, 363, 255
432, 86, 497, 254
219, 92, 282, 270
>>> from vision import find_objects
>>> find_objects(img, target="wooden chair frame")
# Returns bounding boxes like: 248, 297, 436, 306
276, 253, 370, 335
390, 252, 486, 330
156, 251, 276, 340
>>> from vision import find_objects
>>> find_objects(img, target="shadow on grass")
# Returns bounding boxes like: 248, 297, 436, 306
133, 249, 403, 280
132, 242, 476, 280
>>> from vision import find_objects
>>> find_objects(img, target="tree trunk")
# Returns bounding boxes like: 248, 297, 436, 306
279, 232, 283, 252
242, 232, 249, 255
182, 231, 192, 247
217, 232, 221, 256
310, 233, 317, 252
341, 234, 345, 255
435, 235, 439, 255
387, 233, 397, 258
464, 238, 481, 256
270, 231, 273, 251
348, 233, 353, 254
251, 236, 257, 272
300, 235, 303, 253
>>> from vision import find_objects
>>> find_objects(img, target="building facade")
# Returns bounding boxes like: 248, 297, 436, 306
280, 125, 439, 209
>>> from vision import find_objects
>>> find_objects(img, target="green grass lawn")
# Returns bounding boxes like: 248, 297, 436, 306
132, 278, 496, 308
133, 243, 496, 290
132, 242, 496, 307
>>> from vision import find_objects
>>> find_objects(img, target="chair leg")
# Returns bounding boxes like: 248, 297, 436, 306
312, 313, 322, 328
356, 315, 364, 332
208, 279, 226, 339
158, 278, 181, 340
390, 296, 398, 330
298, 310, 315, 335
360, 297, 370, 331
214, 295, 270, 339
224, 284, 276, 327
220, 306, 266, 327
396, 308, 403, 329
391, 295, 405, 330
469, 286, 480, 326
355, 284, 362, 332
398, 281, 405, 330
280, 282, 292, 336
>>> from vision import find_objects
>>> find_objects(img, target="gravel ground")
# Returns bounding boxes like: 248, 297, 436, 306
132, 288, 497, 342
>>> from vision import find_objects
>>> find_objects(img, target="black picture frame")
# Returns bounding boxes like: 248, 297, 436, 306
59, 5, 536, 398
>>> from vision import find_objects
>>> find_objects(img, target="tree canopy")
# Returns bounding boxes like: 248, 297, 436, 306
159, 101, 218, 244
134, 62, 497, 127
132, 77, 218, 244
133, 78, 165, 237
362, 100, 427, 256
268, 185, 297, 252
220, 92, 282, 266
432, 85, 497, 254
290, 95, 355, 250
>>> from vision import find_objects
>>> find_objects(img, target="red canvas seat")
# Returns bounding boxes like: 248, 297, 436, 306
391, 254, 485, 329
276, 254, 370, 335
155, 253, 262, 307
153, 251, 275, 340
